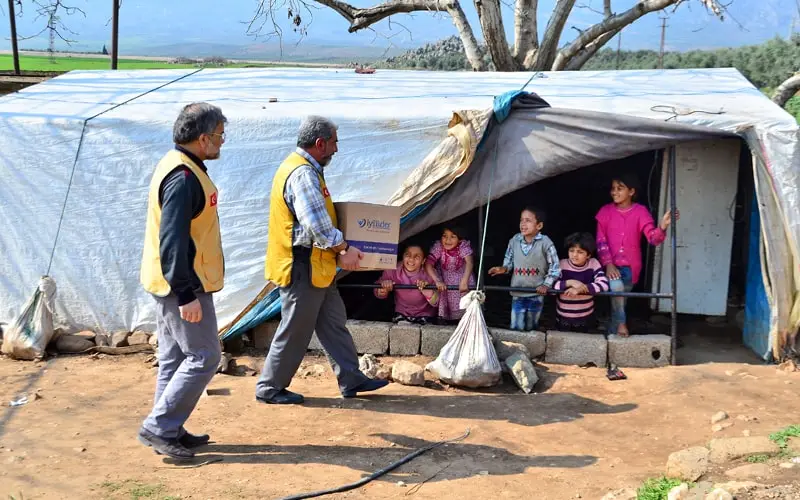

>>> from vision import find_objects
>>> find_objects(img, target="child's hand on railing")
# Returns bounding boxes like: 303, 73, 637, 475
487, 266, 508, 276
376, 280, 393, 298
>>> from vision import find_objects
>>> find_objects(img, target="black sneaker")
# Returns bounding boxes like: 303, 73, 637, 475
342, 379, 389, 398
255, 389, 304, 405
178, 430, 210, 448
138, 428, 194, 460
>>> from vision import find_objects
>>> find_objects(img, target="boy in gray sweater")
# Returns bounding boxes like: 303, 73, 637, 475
488, 207, 561, 331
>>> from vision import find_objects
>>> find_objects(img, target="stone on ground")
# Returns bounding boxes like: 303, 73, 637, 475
666, 447, 710, 482
489, 328, 546, 358
600, 488, 636, 500
55, 334, 94, 353
494, 340, 531, 361
127, 331, 150, 346
391, 360, 424, 386
668, 483, 689, 500
94, 334, 110, 347
504, 352, 538, 394
359, 354, 380, 378
723, 463, 771, 480
217, 352, 232, 374
704, 488, 733, 500
711, 411, 729, 424
74, 330, 96, 340
110, 331, 129, 348
712, 481, 765, 495
709, 437, 780, 463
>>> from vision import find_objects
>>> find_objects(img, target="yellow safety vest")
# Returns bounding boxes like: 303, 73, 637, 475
265, 152, 338, 288
140, 149, 224, 296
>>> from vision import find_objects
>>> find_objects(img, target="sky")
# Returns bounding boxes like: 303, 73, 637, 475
0, 0, 795, 58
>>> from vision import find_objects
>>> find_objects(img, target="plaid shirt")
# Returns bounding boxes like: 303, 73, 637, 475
284, 148, 344, 249
502, 233, 561, 288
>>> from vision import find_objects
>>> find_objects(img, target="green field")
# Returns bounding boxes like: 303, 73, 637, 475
0, 53, 284, 72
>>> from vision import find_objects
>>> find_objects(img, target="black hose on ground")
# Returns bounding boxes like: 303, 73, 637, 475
276, 428, 471, 500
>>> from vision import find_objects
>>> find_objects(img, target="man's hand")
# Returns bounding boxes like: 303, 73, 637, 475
536, 285, 549, 295
488, 266, 508, 276
179, 299, 203, 323
338, 246, 363, 271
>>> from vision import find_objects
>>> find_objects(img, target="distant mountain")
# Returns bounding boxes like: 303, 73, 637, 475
380, 34, 800, 91
127, 41, 403, 63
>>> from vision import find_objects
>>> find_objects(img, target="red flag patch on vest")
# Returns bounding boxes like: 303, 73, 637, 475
322, 187, 330, 198
210, 192, 218, 207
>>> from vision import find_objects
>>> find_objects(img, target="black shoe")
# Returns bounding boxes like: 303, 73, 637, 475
137, 428, 194, 460
255, 389, 304, 405
178, 430, 210, 448
342, 379, 389, 398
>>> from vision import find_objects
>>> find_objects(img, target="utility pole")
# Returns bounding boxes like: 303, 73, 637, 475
658, 16, 668, 70
111, 0, 120, 69
7, 0, 20, 75
616, 30, 622, 70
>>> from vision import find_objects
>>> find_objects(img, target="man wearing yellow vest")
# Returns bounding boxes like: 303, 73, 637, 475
138, 103, 226, 460
256, 116, 390, 404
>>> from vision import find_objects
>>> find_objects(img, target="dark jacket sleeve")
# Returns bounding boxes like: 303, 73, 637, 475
158, 167, 204, 306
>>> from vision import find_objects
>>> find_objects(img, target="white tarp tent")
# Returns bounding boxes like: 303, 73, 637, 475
0, 67, 797, 356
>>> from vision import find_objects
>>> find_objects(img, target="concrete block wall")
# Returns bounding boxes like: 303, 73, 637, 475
293, 320, 671, 369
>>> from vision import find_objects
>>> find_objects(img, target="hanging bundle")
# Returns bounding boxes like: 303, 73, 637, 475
1, 276, 58, 360
425, 290, 502, 388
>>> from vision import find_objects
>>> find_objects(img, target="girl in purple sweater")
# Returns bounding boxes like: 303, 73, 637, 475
596, 174, 679, 337
554, 232, 609, 332
375, 244, 439, 324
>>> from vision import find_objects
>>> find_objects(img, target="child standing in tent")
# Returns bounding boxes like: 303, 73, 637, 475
553, 232, 610, 332
425, 226, 476, 323
596, 173, 679, 337
375, 244, 439, 324
488, 207, 561, 331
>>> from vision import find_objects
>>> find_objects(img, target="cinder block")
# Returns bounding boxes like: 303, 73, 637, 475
420, 325, 455, 356
607, 334, 671, 368
252, 320, 279, 351
347, 320, 389, 355
389, 324, 421, 355
545, 331, 607, 367
489, 328, 547, 359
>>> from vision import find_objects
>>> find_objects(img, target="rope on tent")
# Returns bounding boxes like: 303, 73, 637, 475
45, 68, 204, 275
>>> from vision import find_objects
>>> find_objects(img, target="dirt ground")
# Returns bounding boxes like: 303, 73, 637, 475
1, 346, 799, 500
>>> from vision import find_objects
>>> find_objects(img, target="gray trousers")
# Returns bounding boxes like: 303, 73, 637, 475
256, 253, 368, 399
142, 292, 221, 439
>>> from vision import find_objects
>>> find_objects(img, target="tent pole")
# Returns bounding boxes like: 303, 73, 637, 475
8, 0, 20, 75
669, 145, 678, 365
111, 0, 120, 70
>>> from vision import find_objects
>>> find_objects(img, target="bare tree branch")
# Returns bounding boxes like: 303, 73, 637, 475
576, 2, 604, 16
553, 0, 724, 71
604, 0, 612, 17
446, 0, 486, 70
313, 0, 451, 32
530, 0, 577, 70
563, 27, 620, 69
513, 0, 538, 67
773, 73, 800, 108
19, 0, 85, 50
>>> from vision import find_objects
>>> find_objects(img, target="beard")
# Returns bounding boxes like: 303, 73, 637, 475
319, 153, 334, 167
204, 143, 221, 160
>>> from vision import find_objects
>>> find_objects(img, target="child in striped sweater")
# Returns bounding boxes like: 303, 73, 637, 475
553, 232, 610, 333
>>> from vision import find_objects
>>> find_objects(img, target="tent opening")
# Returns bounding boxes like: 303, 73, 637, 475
339, 139, 761, 363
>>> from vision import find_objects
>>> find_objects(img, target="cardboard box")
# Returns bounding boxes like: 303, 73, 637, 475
335, 202, 401, 271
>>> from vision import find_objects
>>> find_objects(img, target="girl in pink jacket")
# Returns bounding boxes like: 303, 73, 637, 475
596, 174, 678, 337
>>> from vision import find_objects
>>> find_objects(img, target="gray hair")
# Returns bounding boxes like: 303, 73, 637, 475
297, 115, 338, 149
173, 102, 227, 144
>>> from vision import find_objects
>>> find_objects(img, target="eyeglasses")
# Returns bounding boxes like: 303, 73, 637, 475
208, 132, 226, 141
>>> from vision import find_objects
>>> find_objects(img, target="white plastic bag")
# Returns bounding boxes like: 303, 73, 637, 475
426, 291, 502, 388
1, 277, 57, 360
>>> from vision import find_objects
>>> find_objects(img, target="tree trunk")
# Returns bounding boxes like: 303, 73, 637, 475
473, 0, 516, 71
529, 0, 576, 70
560, 28, 620, 70
447, 1, 487, 71
513, 0, 538, 68
772, 74, 800, 108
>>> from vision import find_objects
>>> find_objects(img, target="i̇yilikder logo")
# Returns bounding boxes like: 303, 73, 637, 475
357, 218, 392, 233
